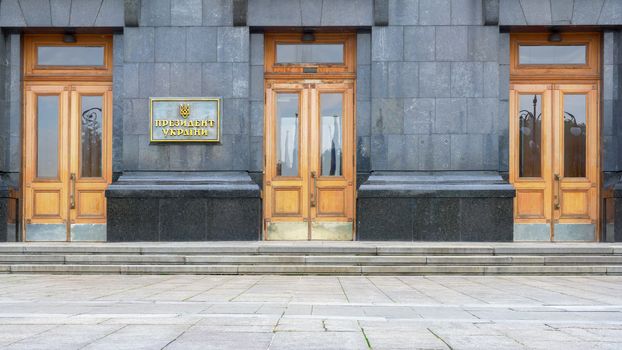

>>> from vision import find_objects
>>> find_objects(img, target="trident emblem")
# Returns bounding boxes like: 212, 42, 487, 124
179, 103, 191, 119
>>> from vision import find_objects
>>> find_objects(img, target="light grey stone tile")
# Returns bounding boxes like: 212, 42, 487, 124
467, 98, 497, 134
222, 98, 248, 135
572, 0, 605, 24
202, 0, 232, 26
389, 0, 419, 25
499, 0, 527, 25
435, 26, 468, 61
599, 0, 622, 24
170, 63, 202, 96
372, 26, 403, 62
247, 0, 302, 26
411, 134, 451, 170
0, 0, 26, 26
357, 100, 372, 137
250, 33, 264, 66
153, 63, 170, 96
123, 63, 139, 98
113, 33, 124, 65
520, 0, 553, 24
95, 0, 123, 26
451, 0, 483, 25
138, 63, 155, 98
19, 0, 52, 26
124, 27, 155, 63
435, 98, 466, 133
551, 0, 574, 24
202, 62, 232, 98
69, 0, 101, 26
140, 0, 170, 26
232, 63, 249, 98
250, 101, 264, 137
217, 27, 249, 62
357, 65, 371, 100
171, 0, 202, 26
451, 62, 484, 98
404, 98, 434, 134
250, 65, 264, 101
250, 136, 263, 171
498, 64, 510, 100
451, 133, 498, 170
419, 0, 450, 25
357, 33, 372, 65
50, 0, 71, 26
321, 0, 373, 25
187, 27, 218, 63
301, 0, 323, 26
483, 62, 499, 98
404, 26, 435, 61
372, 61, 389, 98
468, 26, 498, 61
388, 62, 419, 97
419, 62, 451, 98
498, 33, 510, 64
372, 98, 404, 134
155, 27, 186, 62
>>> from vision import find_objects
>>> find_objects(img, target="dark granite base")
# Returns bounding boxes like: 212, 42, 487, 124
356, 172, 515, 242
106, 172, 261, 242
0, 182, 19, 242
604, 172, 622, 242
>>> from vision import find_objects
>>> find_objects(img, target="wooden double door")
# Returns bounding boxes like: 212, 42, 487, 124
23, 83, 112, 241
510, 83, 599, 241
264, 81, 355, 240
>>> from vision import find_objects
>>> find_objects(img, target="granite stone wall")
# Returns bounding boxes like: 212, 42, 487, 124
122, 0, 249, 171
371, 0, 502, 172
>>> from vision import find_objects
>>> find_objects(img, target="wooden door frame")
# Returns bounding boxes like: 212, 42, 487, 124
21, 34, 113, 241
262, 32, 357, 240
509, 32, 602, 241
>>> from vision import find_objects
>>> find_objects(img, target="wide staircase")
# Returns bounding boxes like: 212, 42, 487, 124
0, 242, 621, 275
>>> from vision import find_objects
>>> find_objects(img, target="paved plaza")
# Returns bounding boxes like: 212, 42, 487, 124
0, 275, 620, 349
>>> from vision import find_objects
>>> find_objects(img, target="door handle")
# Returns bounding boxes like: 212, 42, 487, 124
310, 171, 317, 207
553, 173, 561, 210
70, 173, 76, 209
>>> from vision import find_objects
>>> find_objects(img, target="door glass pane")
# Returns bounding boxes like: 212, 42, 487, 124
37, 46, 105, 66
519, 45, 586, 65
519, 94, 542, 177
36, 95, 59, 178
320, 93, 343, 176
276, 93, 299, 176
276, 44, 344, 64
80, 96, 103, 178
563, 94, 587, 178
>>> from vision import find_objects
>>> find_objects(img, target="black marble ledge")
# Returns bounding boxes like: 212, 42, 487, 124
106, 171, 261, 198
358, 171, 515, 198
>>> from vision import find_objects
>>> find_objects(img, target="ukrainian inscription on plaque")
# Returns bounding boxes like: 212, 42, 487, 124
150, 98, 221, 142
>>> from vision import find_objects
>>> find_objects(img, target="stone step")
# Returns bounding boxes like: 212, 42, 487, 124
1, 254, 622, 266
0, 243, 620, 256
1, 264, 621, 275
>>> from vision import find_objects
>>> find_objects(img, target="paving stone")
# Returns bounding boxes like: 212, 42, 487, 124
270, 331, 368, 350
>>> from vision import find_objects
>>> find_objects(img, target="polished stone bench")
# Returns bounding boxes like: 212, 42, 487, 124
356, 171, 515, 242
105, 171, 261, 241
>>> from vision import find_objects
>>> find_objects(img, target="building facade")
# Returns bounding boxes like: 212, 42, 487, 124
0, 0, 621, 243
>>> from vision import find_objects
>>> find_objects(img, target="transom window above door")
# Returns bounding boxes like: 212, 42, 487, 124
510, 33, 600, 79
24, 34, 113, 78
264, 33, 356, 76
